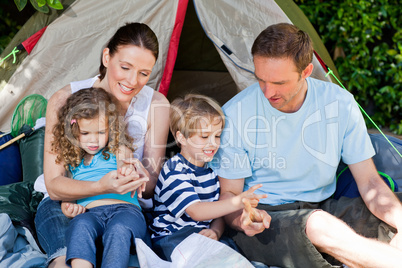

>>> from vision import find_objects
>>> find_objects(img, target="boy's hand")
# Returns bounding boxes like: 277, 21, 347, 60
199, 228, 219, 241
235, 184, 267, 208
61, 201, 86, 218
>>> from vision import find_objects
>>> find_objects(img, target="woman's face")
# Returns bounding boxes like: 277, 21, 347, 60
102, 45, 156, 108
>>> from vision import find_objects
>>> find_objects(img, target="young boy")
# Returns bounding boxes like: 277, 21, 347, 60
150, 94, 266, 261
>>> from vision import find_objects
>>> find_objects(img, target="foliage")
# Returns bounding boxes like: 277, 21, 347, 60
14, 0, 63, 13
0, 0, 63, 53
295, 0, 402, 134
0, 8, 20, 54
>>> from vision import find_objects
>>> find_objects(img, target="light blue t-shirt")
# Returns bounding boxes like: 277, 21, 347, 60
69, 150, 141, 209
210, 77, 375, 206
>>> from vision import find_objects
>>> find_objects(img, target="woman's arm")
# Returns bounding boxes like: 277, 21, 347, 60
44, 86, 144, 201
142, 91, 170, 198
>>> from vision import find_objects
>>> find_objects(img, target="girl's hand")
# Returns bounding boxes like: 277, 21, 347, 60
61, 201, 86, 218
199, 228, 219, 241
120, 158, 150, 198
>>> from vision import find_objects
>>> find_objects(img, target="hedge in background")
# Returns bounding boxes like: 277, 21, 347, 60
295, 0, 402, 134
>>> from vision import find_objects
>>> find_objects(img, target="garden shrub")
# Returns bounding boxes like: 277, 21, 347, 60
295, 0, 402, 134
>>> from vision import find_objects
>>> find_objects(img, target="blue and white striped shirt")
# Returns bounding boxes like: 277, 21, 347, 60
150, 153, 220, 240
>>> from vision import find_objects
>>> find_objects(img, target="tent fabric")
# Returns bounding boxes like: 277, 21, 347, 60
0, 0, 75, 93
274, 0, 339, 79
194, 0, 334, 91
0, 0, 336, 132
159, 0, 189, 96
20, 27, 48, 55
0, 0, 179, 131
336, 134, 402, 189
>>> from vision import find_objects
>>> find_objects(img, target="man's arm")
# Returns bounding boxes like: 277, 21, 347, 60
219, 177, 271, 236
350, 158, 402, 243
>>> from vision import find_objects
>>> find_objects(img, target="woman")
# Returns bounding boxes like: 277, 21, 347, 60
34, 22, 169, 268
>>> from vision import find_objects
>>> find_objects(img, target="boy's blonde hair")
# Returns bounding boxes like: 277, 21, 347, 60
170, 94, 225, 143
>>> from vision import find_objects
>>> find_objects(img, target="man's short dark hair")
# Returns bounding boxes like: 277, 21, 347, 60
251, 23, 313, 74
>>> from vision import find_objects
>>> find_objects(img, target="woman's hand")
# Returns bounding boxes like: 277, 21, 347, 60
61, 201, 86, 218
97, 166, 149, 197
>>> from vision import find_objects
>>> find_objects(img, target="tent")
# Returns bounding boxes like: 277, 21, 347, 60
0, 0, 338, 132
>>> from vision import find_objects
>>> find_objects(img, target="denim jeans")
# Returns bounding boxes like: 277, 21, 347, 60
34, 197, 70, 265
152, 226, 238, 262
65, 203, 151, 268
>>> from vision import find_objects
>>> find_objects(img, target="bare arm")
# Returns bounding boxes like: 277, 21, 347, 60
185, 184, 266, 222
219, 177, 271, 236
199, 217, 225, 241
43, 85, 97, 200
351, 158, 402, 231
208, 217, 225, 239
44, 85, 146, 201
141, 91, 170, 198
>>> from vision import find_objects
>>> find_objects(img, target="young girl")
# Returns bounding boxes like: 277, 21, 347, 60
51, 87, 150, 268
150, 94, 267, 261
34, 22, 169, 267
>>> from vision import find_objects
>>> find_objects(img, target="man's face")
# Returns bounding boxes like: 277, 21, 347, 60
254, 56, 310, 113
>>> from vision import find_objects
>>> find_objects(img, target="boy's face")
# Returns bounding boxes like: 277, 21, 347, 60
179, 117, 223, 167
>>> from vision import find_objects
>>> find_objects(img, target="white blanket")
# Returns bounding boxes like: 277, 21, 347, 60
136, 233, 254, 268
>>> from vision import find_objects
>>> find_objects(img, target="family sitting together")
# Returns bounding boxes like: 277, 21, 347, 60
34, 22, 402, 268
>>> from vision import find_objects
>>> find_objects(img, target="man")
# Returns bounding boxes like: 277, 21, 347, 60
211, 23, 402, 267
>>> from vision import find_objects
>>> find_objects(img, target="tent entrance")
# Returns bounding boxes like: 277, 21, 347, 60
167, 1, 238, 106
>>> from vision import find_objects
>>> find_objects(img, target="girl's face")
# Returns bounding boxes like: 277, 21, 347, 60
77, 115, 109, 156
102, 45, 156, 109
179, 117, 223, 167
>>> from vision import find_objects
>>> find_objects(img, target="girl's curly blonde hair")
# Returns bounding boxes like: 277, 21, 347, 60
52, 87, 134, 170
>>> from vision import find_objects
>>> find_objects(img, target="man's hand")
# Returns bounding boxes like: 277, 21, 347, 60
240, 198, 271, 236
61, 201, 86, 218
